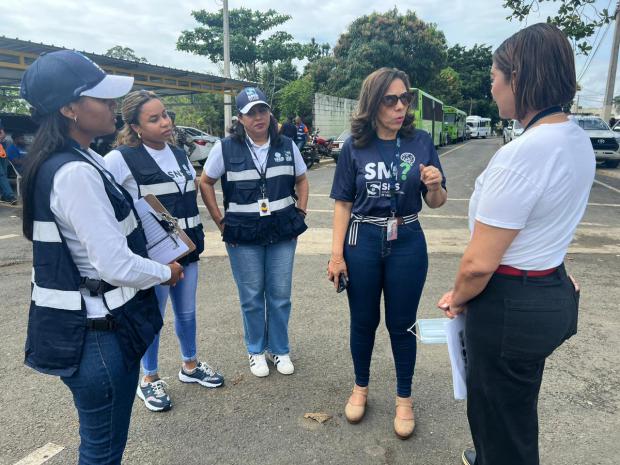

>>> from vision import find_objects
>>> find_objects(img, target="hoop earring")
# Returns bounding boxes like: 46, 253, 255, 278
137, 132, 142, 139
73, 116, 78, 124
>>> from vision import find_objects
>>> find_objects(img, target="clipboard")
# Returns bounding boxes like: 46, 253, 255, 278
134, 194, 196, 264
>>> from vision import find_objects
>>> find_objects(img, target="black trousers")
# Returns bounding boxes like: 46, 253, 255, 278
465, 265, 579, 465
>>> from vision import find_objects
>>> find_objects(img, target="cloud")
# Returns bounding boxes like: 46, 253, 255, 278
2, 0, 616, 108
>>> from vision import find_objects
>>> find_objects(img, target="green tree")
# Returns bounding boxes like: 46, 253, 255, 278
312, 8, 448, 99
261, 60, 300, 111
104, 46, 148, 62
275, 77, 314, 124
162, 93, 224, 137
177, 8, 312, 82
503, 0, 613, 54
447, 44, 493, 101
0, 88, 30, 114
431, 67, 462, 105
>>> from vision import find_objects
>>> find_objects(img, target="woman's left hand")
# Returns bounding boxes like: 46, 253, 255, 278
437, 290, 466, 319
420, 164, 443, 192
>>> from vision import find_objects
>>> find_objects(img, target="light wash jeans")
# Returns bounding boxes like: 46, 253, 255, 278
226, 239, 297, 355
141, 261, 198, 375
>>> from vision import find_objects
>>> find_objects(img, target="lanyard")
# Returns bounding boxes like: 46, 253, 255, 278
376, 137, 401, 216
523, 106, 563, 132
245, 138, 269, 198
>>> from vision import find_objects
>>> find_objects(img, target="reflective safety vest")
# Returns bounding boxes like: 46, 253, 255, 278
116, 143, 204, 264
220, 135, 307, 245
25, 148, 162, 377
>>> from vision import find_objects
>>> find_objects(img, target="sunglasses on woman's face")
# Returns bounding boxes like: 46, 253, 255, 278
381, 92, 413, 107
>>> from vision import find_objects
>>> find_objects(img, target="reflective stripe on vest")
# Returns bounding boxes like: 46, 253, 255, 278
104, 286, 138, 310
226, 165, 295, 182
139, 181, 179, 196
179, 214, 202, 229
33, 221, 62, 242
227, 195, 295, 213
119, 210, 139, 236
31, 268, 82, 310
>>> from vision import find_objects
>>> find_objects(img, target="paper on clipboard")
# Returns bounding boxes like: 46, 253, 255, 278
134, 194, 195, 264
445, 315, 467, 400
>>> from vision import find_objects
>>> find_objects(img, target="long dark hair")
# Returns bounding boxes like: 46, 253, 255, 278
228, 113, 283, 147
22, 110, 71, 240
350, 67, 415, 149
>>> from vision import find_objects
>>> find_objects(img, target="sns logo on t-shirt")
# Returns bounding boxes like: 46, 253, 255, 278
364, 162, 401, 198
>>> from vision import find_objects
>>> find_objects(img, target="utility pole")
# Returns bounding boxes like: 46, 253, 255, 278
223, 0, 232, 135
602, 1, 620, 121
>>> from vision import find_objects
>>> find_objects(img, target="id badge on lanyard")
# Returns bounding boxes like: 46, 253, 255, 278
385, 137, 401, 241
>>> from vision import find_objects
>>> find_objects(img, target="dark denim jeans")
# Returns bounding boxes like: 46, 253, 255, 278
344, 221, 428, 397
61, 330, 139, 465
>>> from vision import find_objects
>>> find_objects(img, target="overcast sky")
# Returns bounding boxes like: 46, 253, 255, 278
2, 0, 618, 108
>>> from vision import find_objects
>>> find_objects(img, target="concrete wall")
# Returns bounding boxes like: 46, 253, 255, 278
312, 93, 358, 139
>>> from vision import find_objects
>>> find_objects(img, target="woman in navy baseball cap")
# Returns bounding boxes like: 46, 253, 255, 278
19, 50, 184, 464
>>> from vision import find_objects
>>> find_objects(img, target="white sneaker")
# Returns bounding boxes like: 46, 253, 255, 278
267, 353, 294, 375
248, 353, 269, 377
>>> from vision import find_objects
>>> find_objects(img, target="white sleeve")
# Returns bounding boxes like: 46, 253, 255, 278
203, 140, 225, 179
474, 166, 542, 230
103, 149, 132, 186
51, 163, 171, 288
292, 143, 307, 176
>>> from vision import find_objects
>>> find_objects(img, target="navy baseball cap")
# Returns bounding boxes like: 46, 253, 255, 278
20, 50, 134, 115
236, 87, 270, 114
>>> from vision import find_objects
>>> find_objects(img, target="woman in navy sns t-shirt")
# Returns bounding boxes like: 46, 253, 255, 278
328, 67, 447, 439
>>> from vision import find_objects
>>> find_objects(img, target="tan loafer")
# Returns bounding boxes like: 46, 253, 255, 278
394, 396, 415, 439
344, 385, 368, 424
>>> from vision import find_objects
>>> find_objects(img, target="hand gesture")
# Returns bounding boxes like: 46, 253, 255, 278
419, 164, 442, 192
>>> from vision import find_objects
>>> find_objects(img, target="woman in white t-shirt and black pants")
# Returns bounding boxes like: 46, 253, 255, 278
437, 24, 595, 465
106, 91, 224, 413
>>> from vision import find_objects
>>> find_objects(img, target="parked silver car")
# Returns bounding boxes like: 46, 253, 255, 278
569, 115, 620, 168
176, 126, 219, 166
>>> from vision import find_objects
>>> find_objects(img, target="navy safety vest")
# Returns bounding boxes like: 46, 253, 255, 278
220, 135, 307, 245
116, 144, 204, 265
25, 148, 163, 377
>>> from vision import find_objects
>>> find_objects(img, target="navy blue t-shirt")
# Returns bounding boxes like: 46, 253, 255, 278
330, 130, 446, 217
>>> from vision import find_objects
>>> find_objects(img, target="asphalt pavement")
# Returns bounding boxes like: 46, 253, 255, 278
1, 137, 619, 465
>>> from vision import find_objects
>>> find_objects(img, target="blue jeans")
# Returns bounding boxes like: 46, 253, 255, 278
344, 221, 428, 397
226, 239, 297, 355
0, 157, 16, 200
141, 261, 198, 375
61, 330, 139, 465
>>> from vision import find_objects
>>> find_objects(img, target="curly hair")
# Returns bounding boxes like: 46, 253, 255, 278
350, 67, 415, 149
115, 90, 159, 147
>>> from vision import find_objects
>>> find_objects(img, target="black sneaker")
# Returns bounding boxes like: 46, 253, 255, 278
136, 378, 172, 412
462, 449, 476, 465
0, 197, 18, 206
178, 361, 224, 388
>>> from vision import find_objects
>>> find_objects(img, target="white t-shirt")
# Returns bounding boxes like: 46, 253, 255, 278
203, 136, 307, 180
105, 144, 196, 199
468, 121, 595, 269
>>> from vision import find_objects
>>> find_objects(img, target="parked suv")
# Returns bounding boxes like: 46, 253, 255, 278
569, 115, 620, 168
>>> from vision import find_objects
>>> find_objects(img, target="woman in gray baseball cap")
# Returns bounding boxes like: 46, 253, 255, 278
20, 50, 183, 465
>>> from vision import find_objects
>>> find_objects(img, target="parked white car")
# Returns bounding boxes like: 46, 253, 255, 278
176, 126, 219, 166
330, 129, 351, 161
503, 119, 524, 144
569, 115, 620, 168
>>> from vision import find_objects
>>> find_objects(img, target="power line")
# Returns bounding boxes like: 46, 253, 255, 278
577, 20, 613, 82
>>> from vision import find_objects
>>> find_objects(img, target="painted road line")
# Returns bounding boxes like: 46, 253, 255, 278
0, 234, 19, 240
13, 443, 64, 465
593, 179, 620, 194
587, 202, 620, 207
438, 142, 471, 158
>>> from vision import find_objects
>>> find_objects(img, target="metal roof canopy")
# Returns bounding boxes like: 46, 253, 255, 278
0, 36, 253, 97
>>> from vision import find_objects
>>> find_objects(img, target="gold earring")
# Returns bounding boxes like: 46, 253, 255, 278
137, 132, 142, 139
73, 116, 78, 123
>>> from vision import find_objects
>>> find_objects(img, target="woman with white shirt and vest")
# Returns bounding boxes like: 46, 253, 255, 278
200, 87, 308, 377
105, 90, 223, 413
328, 68, 447, 439
437, 24, 594, 465
19, 51, 183, 465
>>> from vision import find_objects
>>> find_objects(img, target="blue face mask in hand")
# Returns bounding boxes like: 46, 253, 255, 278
408, 318, 450, 344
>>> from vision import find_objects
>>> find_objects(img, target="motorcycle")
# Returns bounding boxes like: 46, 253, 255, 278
300, 129, 334, 169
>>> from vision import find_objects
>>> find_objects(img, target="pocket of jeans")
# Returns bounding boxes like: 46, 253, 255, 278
501, 298, 572, 361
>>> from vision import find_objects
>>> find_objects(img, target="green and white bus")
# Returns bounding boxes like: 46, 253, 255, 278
442, 106, 467, 144
410, 88, 444, 147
